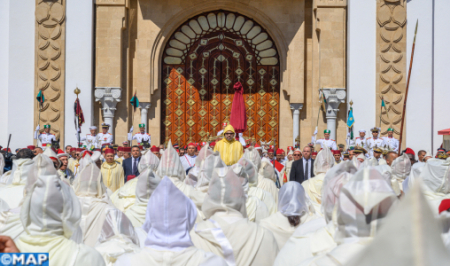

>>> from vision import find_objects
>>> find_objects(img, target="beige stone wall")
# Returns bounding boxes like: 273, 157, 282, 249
34, 0, 66, 146
376, 0, 407, 147
93, 0, 349, 149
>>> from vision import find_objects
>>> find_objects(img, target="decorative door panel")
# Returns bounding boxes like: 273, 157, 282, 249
161, 11, 280, 146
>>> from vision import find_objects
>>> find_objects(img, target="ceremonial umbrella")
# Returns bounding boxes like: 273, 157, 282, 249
230, 82, 247, 134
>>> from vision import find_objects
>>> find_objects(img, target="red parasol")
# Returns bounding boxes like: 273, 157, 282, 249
230, 82, 247, 134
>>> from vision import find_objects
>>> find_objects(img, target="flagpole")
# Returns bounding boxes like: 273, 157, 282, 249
379, 96, 382, 128
398, 20, 418, 155
38, 90, 42, 147
74, 87, 81, 148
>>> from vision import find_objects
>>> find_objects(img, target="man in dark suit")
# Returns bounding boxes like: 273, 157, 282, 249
290, 146, 315, 184
122, 145, 141, 182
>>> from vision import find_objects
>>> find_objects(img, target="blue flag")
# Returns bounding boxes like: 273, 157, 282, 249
347, 107, 355, 128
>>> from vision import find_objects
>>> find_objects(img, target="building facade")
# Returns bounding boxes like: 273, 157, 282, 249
0, 0, 448, 154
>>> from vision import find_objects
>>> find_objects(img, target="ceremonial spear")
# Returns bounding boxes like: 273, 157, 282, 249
398, 20, 418, 155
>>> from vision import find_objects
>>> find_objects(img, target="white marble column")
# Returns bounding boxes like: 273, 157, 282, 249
290, 103, 303, 147
322, 88, 346, 140
139, 102, 151, 132
95, 87, 122, 134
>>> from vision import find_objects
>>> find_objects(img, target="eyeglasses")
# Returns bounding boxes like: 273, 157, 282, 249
224, 133, 234, 135
293, 154, 301, 156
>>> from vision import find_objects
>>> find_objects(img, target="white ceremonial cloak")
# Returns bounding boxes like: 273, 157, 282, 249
260, 211, 319, 250
190, 213, 279, 266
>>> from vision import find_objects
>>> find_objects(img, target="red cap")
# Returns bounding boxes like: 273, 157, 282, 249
209, 142, 216, 148
332, 150, 341, 155
312, 152, 318, 155
176, 149, 179, 153
123, 147, 131, 153
439, 199, 450, 214
104, 148, 115, 155
270, 145, 275, 149
267, 149, 274, 153
27, 145, 36, 150
222, 122, 228, 127
255, 143, 261, 148
77, 148, 84, 152
276, 149, 283, 155
405, 148, 415, 156
118, 147, 124, 151
187, 143, 196, 147
150, 145, 160, 152
287, 146, 294, 151
139, 146, 144, 150
3, 148, 11, 152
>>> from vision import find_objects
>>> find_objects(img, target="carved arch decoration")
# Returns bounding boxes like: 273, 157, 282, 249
35, 0, 66, 142
161, 11, 280, 146
377, 0, 406, 137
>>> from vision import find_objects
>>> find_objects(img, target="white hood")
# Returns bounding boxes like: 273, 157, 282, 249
278, 182, 310, 217
142, 177, 197, 251
314, 147, 335, 175
156, 140, 185, 181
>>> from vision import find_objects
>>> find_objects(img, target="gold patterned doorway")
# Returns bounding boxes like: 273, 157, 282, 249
161, 11, 280, 146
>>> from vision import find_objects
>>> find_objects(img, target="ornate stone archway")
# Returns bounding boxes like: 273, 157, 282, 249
161, 11, 281, 145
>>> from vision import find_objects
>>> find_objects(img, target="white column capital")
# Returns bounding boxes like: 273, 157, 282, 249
321, 88, 346, 118
290, 103, 303, 110
138, 102, 151, 110
322, 88, 346, 140
95, 87, 122, 134
94, 87, 122, 117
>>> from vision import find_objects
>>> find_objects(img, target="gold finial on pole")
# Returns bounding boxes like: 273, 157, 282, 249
74, 87, 81, 95
350, 100, 353, 107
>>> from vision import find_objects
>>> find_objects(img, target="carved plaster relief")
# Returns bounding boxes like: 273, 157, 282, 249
35, 0, 65, 143
377, 0, 406, 137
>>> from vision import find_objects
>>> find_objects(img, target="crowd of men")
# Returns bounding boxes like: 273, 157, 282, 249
0, 122, 450, 265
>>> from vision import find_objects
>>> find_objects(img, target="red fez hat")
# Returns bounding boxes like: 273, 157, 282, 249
150, 145, 160, 152
312, 152, 318, 155
439, 199, 450, 214
118, 147, 124, 151
187, 143, 195, 147
276, 149, 283, 155
254, 143, 261, 148
101, 143, 110, 147
104, 148, 115, 155
405, 148, 415, 156
27, 145, 36, 150
138, 146, 144, 150
270, 145, 275, 149
209, 142, 216, 148
222, 122, 228, 127
76, 148, 84, 152
332, 150, 341, 155
123, 147, 131, 153
267, 149, 274, 153
287, 146, 294, 151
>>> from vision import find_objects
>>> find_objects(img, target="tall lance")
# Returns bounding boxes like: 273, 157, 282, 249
398, 20, 418, 155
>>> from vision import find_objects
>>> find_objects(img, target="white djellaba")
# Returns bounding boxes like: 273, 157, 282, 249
257, 158, 279, 204
115, 177, 227, 266
0, 152, 35, 208
260, 181, 318, 249
302, 146, 335, 215
110, 150, 159, 212
298, 167, 398, 266
156, 140, 206, 212
390, 153, 411, 195
347, 181, 450, 266
405, 160, 426, 193
190, 166, 279, 266
15, 154, 105, 266
273, 161, 357, 266
0, 152, 4, 176
185, 144, 214, 190
419, 158, 450, 215
232, 158, 270, 223
0, 154, 83, 243
72, 154, 139, 253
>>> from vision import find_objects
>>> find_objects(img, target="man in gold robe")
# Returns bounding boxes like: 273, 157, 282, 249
101, 148, 124, 192
213, 124, 243, 166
